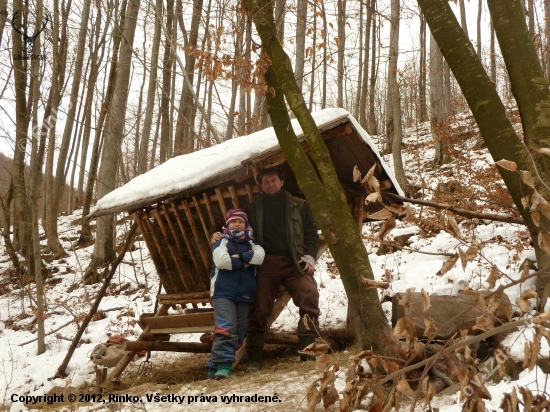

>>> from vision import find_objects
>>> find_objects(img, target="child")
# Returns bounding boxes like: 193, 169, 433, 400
207, 208, 265, 379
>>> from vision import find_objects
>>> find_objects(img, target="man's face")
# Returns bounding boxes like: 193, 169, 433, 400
260, 174, 284, 195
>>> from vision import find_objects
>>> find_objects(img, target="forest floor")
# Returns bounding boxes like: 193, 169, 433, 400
0, 114, 547, 411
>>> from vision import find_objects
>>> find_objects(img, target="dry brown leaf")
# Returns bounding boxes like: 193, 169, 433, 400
458, 247, 468, 271
361, 164, 376, 185
316, 353, 333, 371
299, 342, 330, 355
475, 294, 486, 311
496, 159, 518, 171
519, 387, 534, 410
538, 148, 550, 156
398, 288, 415, 315
494, 349, 507, 377
446, 213, 461, 238
368, 357, 379, 371
532, 210, 541, 227
521, 289, 537, 300
306, 382, 320, 412
531, 190, 547, 211
378, 215, 396, 241
393, 391, 403, 411
353, 166, 362, 182
422, 381, 436, 410
322, 386, 339, 410
393, 316, 417, 343
402, 214, 420, 224
533, 311, 550, 324
395, 379, 415, 397
521, 259, 530, 278
437, 253, 459, 276
366, 208, 394, 220
541, 203, 550, 219
536, 325, 550, 347
421, 289, 431, 312
366, 192, 382, 204
465, 242, 480, 261
472, 314, 494, 331
486, 266, 503, 289
523, 342, 530, 370
538, 230, 550, 255
528, 338, 541, 372
515, 297, 531, 313
379, 180, 393, 190
520, 170, 535, 188
363, 278, 390, 289
460, 289, 480, 298
423, 315, 438, 339
381, 360, 400, 375
522, 195, 531, 210
500, 300, 513, 321
369, 403, 383, 412
345, 360, 357, 382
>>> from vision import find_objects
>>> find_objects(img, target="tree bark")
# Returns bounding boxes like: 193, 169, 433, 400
476, 0, 482, 58
159, 0, 174, 164
459, 0, 469, 37
337, 0, 346, 108
86, 0, 141, 279
295, 0, 307, 92
368, 5, 378, 135
430, 33, 445, 165
418, 12, 427, 122
243, 0, 396, 355
359, 0, 373, 127
545, 0, 550, 81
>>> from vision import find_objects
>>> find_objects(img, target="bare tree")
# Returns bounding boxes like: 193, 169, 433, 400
295, 0, 307, 92
430, 33, 445, 165
476, 0, 482, 57
418, 12, 427, 122
337, 0, 346, 108
459, 0, 469, 37
368, 3, 378, 135
159, 0, 174, 163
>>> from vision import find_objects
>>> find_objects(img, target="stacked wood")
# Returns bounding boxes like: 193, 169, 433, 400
391, 292, 511, 340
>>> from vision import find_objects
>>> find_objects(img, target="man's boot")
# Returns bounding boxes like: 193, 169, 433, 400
298, 317, 319, 362
245, 333, 265, 371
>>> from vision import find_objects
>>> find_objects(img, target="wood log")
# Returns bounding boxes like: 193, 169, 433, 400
391, 292, 511, 340
142, 311, 214, 330
123, 341, 212, 353
201, 330, 355, 345
140, 332, 171, 341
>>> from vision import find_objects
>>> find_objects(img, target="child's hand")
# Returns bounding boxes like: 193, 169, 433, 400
231, 254, 240, 258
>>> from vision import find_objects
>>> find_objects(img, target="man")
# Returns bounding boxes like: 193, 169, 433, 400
212, 167, 320, 370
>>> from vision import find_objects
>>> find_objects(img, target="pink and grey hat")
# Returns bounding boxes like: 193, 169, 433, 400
225, 208, 249, 226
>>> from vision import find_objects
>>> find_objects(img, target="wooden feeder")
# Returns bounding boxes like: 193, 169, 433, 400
88, 108, 404, 386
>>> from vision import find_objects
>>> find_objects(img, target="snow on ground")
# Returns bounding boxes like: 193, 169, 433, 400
0, 117, 547, 411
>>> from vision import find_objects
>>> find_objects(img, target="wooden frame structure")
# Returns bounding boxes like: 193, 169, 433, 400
90, 111, 403, 387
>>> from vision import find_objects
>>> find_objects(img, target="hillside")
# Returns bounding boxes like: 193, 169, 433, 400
0, 118, 547, 412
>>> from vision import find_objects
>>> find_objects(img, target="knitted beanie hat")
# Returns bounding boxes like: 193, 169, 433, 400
225, 208, 249, 226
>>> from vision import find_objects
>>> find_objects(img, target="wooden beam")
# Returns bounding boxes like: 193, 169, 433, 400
215, 187, 228, 216
202, 192, 216, 226
182, 200, 212, 279
151, 326, 215, 334
140, 332, 171, 341
192, 195, 212, 248
144, 213, 180, 290
152, 208, 191, 292
158, 291, 211, 300
123, 340, 211, 353
245, 184, 254, 203
228, 185, 240, 209
142, 311, 214, 330
169, 202, 206, 290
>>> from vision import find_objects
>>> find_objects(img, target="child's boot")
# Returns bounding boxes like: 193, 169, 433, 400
215, 365, 232, 379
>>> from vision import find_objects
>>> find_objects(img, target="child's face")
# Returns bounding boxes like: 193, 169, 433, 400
227, 217, 246, 231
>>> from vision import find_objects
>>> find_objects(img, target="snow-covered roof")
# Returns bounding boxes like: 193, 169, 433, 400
90, 108, 403, 217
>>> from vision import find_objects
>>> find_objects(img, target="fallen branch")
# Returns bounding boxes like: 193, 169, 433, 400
381, 242, 456, 257
385, 192, 524, 225
54, 222, 138, 379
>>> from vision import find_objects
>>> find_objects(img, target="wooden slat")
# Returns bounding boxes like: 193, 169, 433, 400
135, 211, 165, 272
192, 195, 212, 248
151, 326, 215, 334
245, 184, 254, 203
158, 291, 211, 300
202, 192, 216, 226
123, 341, 212, 353
169, 201, 206, 290
228, 185, 240, 209
152, 208, 191, 292
159, 299, 210, 305
215, 187, 227, 216
143, 312, 215, 329
143, 213, 180, 290
182, 200, 212, 275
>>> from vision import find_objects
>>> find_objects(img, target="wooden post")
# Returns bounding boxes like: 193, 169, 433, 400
192, 195, 212, 247
202, 192, 216, 226
156, 206, 194, 291
215, 187, 227, 216
55, 222, 138, 379
245, 184, 254, 203
170, 201, 208, 290
123, 341, 212, 353
352, 194, 365, 233
144, 211, 181, 290
181, 200, 212, 283
228, 185, 240, 209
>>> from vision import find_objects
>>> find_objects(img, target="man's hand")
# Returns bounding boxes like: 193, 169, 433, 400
298, 260, 315, 276
211, 232, 223, 245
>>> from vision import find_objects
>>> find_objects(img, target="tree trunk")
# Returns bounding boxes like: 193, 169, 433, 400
417, 0, 550, 308
546, 0, 550, 81
490, 17, 496, 84
337, 0, 346, 108
430, 33, 445, 165
321, 0, 327, 109
295, 0, 307, 92
476, 0, 482, 58
359, 0, 373, 127
388, 0, 409, 191
309, 0, 317, 111
528, 0, 535, 38
459, 0, 469, 37
138, 0, 162, 174
244, 0, 396, 355
418, 12, 427, 122
0, 0, 7, 50
86, 0, 141, 279
159, 0, 174, 164
368, 4, 378, 135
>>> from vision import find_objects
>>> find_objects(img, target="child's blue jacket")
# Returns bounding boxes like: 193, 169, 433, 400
210, 238, 265, 302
